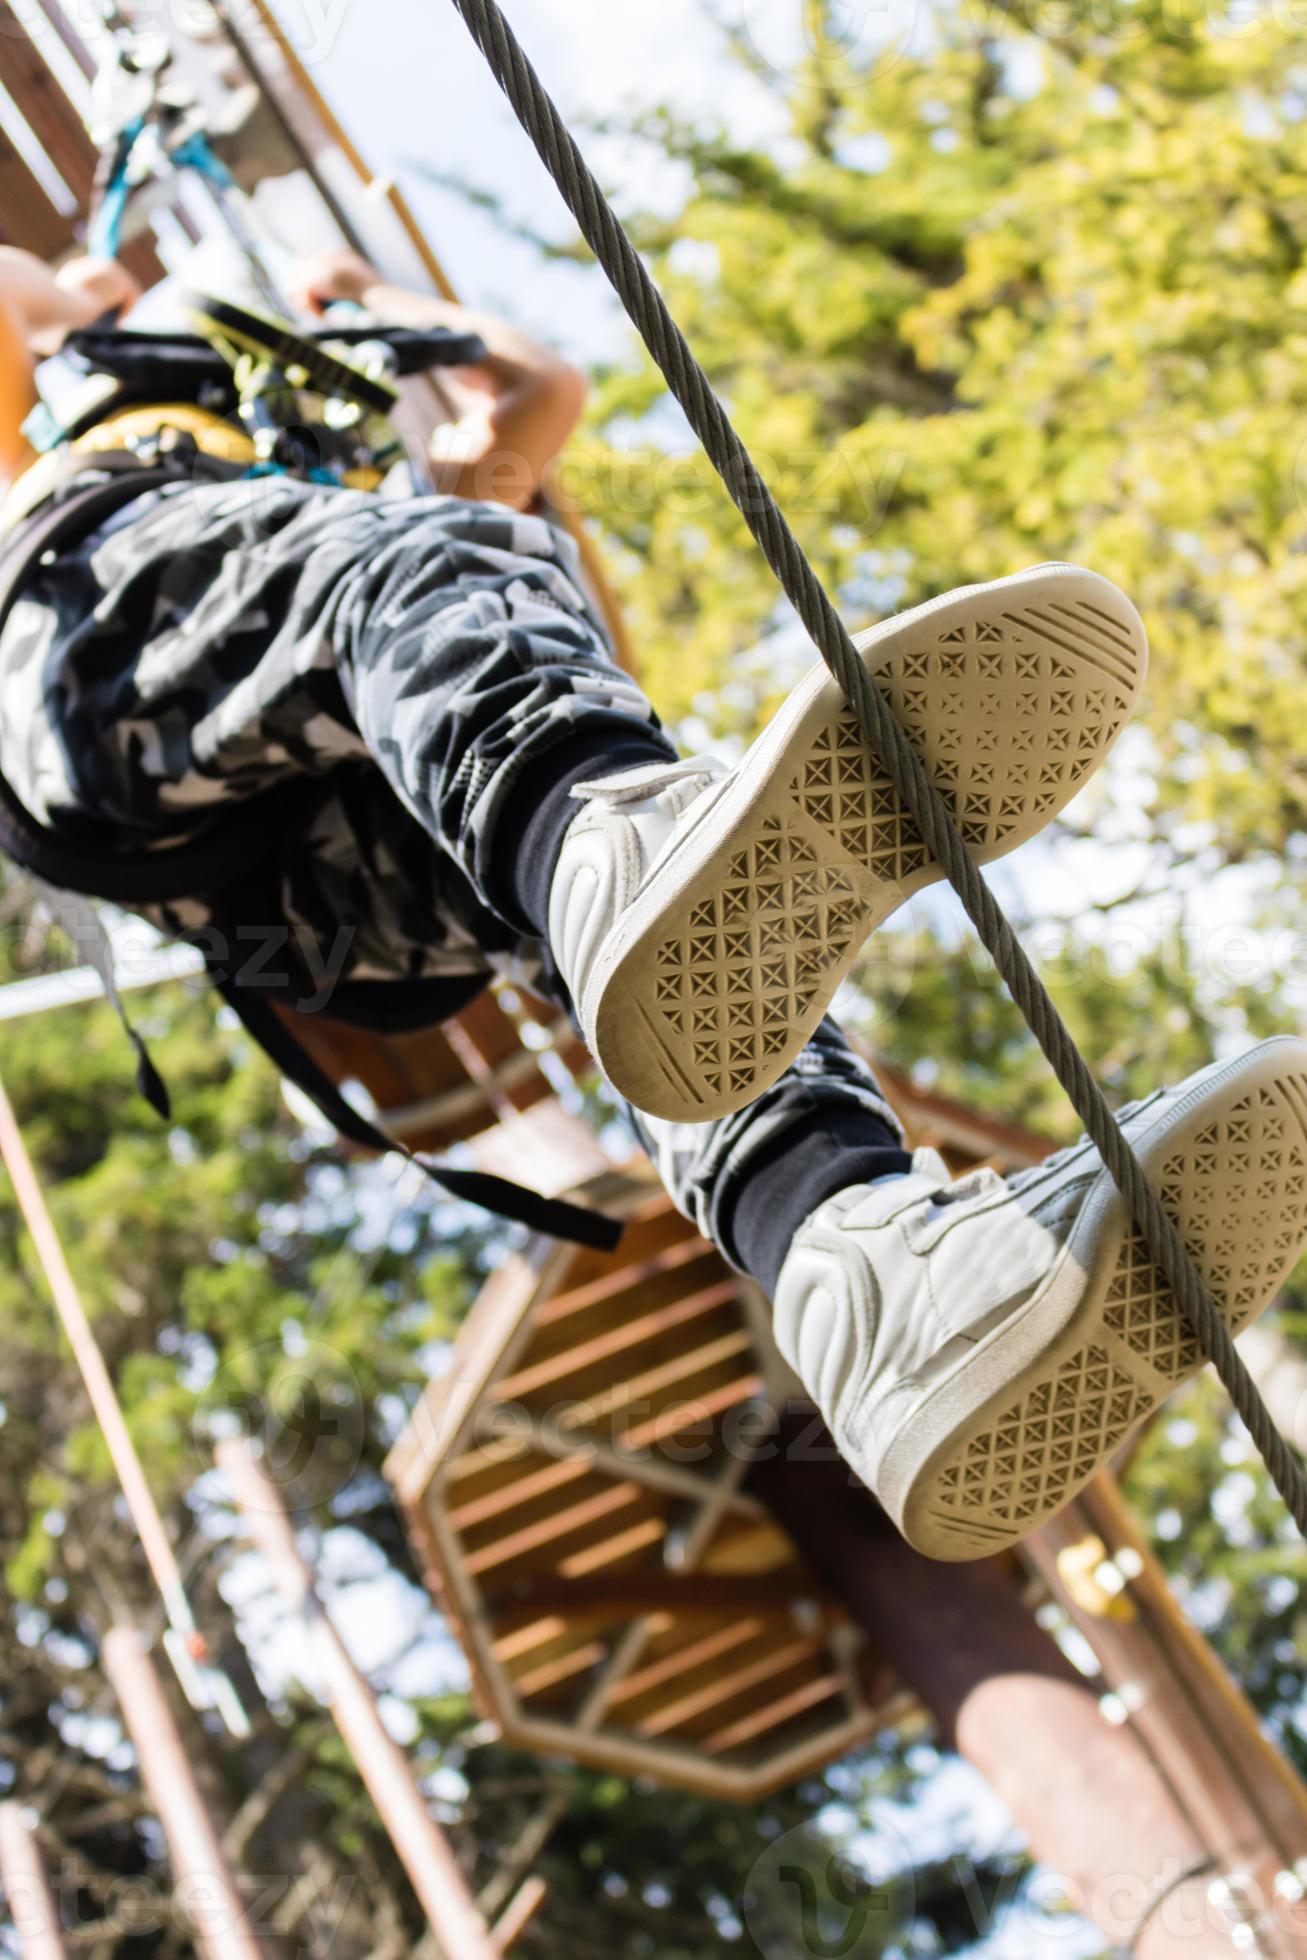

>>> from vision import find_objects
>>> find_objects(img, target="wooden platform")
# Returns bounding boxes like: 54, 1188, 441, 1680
386, 1167, 916, 1801
377, 1018, 1061, 1798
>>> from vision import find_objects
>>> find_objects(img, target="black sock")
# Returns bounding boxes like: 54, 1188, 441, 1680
500, 732, 679, 937
725, 1108, 913, 1298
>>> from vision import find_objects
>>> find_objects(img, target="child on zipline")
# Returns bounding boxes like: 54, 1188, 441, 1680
2, 241, 1305, 1561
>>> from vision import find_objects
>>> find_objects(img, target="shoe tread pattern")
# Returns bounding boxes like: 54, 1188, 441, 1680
649, 592, 1140, 1112
926, 1067, 1307, 1553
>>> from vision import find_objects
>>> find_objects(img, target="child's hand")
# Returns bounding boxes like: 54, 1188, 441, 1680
54, 256, 142, 323
290, 249, 381, 317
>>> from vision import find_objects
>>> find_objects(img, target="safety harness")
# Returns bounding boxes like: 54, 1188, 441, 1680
0, 314, 621, 1252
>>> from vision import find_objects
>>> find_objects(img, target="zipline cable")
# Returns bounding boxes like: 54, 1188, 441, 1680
444, 0, 1307, 1539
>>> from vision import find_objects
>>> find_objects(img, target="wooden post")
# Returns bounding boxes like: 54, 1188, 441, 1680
491, 1875, 548, 1953
101, 1629, 265, 1960
0, 1804, 69, 1960
0, 1073, 206, 1653
217, 1438, 501, 1960
750, 1416, 1307, 1960
1027, 1481, 1307, 1958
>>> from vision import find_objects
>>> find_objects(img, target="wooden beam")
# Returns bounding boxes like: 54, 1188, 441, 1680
0, 1071, 205, 1655
101, 1629, 265, 1960
704, 1671, 844, 1756
484, 1571, 835, 1629
474, 1405, 767, 1519
752, 1418, 1307, 1960
218, 1438, 501, 1960
0, 133, 75, 256
489, 1278, 738, 1403
491, 1874, 548, 1954
634, 1636, 823, 1739
0, 7, 97, 204
0, 1804, 68, 1960
463, 1480, 650, 1578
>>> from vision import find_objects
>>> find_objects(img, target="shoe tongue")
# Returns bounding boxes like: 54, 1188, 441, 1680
571, 755, 730, 889
913, 1145, 1006, 1202
572, 755, 727, 807
911, 1145, 952, 1185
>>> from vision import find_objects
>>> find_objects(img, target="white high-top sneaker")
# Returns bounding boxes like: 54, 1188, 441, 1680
550, 564, 1147, 1124
773, 1039, 1307, 1562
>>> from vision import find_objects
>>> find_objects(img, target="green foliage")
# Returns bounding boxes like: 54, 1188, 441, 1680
5, 1, 1307, 1946
0, 892, 503, 1951
556, 0, 1307, 1874
575, 0, 1307, 926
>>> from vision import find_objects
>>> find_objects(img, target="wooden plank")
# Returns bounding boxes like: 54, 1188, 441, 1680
705, 1673, 846, 1757
494, 1616, 575, 1665
462, 1480, 648, 1578
489, 1280, 738, 1403
621, 1366, 764, 1446
512, 1641, 607, 1702
615, 1624, 812, 1732
533, 1231, 713, 1332
558, 1517, 667, 1579
0, 8, 97, 205
636, 1638, 823, 1739
448, 1452, 590, 1532
597, 1344, 760, 1434
605, 1619, 771, 1707
0, 135, 75, 255
522, 1248, 730, 1371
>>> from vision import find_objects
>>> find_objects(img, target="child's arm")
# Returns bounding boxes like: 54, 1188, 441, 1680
291, 249, 588, 510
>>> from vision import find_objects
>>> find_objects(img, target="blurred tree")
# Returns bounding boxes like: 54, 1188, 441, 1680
0, 885, 1023, 1957
549, 0, 1307, 1793
6, 0, 1307, 1948
567, 0, 1307, 919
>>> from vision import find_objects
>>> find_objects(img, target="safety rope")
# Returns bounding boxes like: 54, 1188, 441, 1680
446, 0, 1307, 1538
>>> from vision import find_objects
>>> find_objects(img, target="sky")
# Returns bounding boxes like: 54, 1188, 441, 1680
301, 0, 792, 352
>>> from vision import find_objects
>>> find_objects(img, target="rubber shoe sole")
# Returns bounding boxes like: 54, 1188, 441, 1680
882, 1038, 1307, 1561
586, 564, 1148, 1123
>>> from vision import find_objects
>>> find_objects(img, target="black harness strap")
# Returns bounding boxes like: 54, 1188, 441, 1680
222, 979, 621, 1250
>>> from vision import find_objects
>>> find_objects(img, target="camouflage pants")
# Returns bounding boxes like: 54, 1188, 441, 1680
0, 474, 905, 1272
